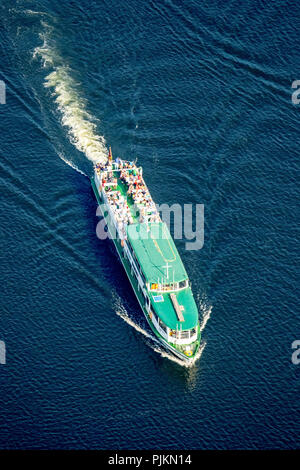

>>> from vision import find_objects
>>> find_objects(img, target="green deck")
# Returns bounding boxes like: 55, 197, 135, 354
126, 222, 188, 284
150, 288, 198, 330
115, 176, 140, 223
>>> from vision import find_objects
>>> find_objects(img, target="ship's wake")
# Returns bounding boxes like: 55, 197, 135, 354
33, 21, 108, 165
58, 152, 88, 178
150, 340, 207, 368
114, 294, 211, 368
115, 304, 153, 340
200, 304, 212, 332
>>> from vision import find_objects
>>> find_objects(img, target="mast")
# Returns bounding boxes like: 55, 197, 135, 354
108, 146, 113, 163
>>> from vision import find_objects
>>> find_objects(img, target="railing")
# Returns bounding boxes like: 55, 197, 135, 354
168, 328, 198, 345
148, 280, 189, 294
124, 242, 145, 291
151, 314, 168, 340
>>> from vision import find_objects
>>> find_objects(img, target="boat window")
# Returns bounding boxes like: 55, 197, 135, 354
150, 283, 158, 291
132, 263, 139, 279
169, 329, 179, 339
180, 330, 190, 339
179, 280, 188, 289
128, 241, 134, 255
158, 318, 167, 333
162, 283, 173, 291
140, 270, 146, 284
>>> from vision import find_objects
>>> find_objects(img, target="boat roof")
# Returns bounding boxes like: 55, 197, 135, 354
126, 222, 188, 284
150, 288, 198, 330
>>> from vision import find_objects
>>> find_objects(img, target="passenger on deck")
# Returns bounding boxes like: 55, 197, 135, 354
115, 157, 122, 169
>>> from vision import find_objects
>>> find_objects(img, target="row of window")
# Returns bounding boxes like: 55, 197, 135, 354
150, 279, 188, 292
169, 327, 197, 340
126, 241, 146, 285
152, 314, 197, 340
151, 312, 168, 334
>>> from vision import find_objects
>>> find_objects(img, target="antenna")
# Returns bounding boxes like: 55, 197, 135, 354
162, 261, 170, 279
108, 146, 113, 162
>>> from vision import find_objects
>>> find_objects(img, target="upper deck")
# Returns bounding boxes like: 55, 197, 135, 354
95, 158, 160, 230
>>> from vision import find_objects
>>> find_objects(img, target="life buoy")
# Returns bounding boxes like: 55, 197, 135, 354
184, 350, 193, 357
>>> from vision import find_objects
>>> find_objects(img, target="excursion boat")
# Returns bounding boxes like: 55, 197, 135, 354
91, 148, 201, 362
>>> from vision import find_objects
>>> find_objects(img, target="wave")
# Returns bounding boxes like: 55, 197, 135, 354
150, 339, 206, 368
57, 152, 88, 178
115, 300, 154, 341
33, 22, 108, 165
24, 10, 53, 17
200, 305, 212, 332
195, 293, 213, 332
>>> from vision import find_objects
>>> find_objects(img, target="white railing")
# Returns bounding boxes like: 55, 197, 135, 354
124, 242, 145, 291
152, 315, 168, 340
148, 282, 189, 294
168, 330, 198, 345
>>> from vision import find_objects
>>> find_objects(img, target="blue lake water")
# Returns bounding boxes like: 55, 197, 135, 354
0, 0, 299, 449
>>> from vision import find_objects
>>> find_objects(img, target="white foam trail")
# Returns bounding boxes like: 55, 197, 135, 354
200, 305, 212, 332
58, 152, 88, 177
115, 302, 154, 340
196, 294, 213, 332
33, 22, 108, 164
151, 340, 206, 368
24, 10, 54, 18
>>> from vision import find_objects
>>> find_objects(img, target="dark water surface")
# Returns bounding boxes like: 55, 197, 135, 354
0, 0, 299, 449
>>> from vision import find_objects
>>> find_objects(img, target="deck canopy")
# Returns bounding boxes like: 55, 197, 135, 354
126, 222, 188, 284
